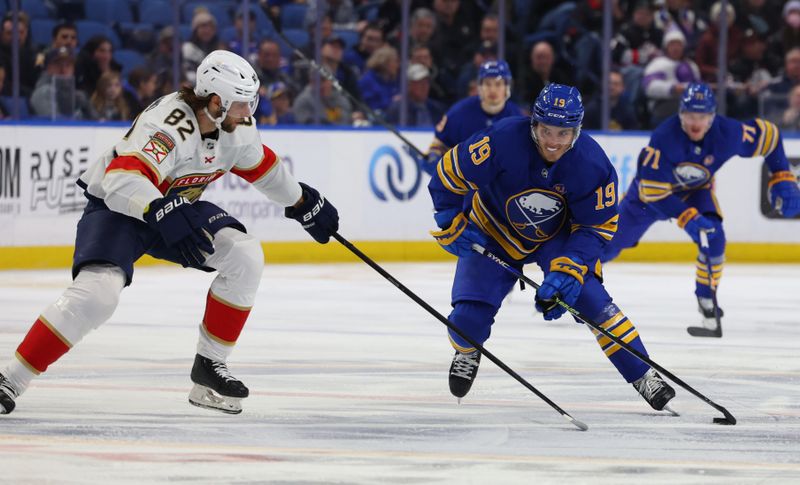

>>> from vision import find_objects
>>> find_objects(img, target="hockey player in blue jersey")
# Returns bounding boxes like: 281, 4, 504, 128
602, 83, 800, 329
428, 83, 676, 412
409, 60, 523, 175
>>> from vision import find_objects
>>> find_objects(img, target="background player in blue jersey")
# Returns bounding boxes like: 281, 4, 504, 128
428, 83, 675, 412
408, 60, 524, 175
602, 83, 800, 330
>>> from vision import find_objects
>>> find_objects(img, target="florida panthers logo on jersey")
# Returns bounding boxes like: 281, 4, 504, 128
505, 189, 567, 242
672, 162, 711, 191
163, 171, 226, 202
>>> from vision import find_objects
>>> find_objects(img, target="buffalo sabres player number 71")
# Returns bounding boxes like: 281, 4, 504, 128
0, 50, 339, 416
427, 83, 677, 414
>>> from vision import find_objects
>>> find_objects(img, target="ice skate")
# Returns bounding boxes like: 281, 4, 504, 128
633, 368, 677, 415
0, 372, 19, 415
697, 296, 723, 330
188, 354, 249, 414
449, 350, 481, 402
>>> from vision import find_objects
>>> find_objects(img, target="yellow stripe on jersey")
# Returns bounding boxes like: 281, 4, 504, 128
436, 147, 476, 194
450, 147, 478, 190
768, 170, 797, 189
570, 214, 618, 241
429, 137, 448, 157
638, 179, 672, 202
591, 312, 640, 357
436, 151, 468, 194
469, 193, 536, 260
754, 119, 780, 157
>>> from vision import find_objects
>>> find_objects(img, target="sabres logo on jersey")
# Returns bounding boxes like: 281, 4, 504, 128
672, 162, 710, 190
505, 189, 567, 242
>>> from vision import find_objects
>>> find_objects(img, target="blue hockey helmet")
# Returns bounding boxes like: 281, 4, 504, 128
680, 83, 716, 113
531, 83, 584, 128
478, 60, 512, 83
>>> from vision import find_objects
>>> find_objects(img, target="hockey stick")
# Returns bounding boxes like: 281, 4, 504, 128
472, 243, 737, 426
270, 22, 427, 159
331, 232, 588, 431
686, 230, 722, 338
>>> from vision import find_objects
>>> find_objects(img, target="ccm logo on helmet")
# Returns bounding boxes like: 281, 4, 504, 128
301, 196, 326, 224
154, 196, 190, 222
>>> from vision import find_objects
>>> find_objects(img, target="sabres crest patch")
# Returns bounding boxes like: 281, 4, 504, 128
505, 189, 567, 242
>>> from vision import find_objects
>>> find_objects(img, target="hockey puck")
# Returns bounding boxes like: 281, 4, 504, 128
713, 417, 734, 425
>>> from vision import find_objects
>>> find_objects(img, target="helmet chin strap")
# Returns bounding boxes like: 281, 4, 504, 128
203, 107, 225, 130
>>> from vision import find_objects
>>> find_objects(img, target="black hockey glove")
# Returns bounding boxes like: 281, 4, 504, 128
144, 194, 215, 267
285, 182, 339, 244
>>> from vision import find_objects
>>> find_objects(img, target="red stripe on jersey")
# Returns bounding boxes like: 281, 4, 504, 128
16, 318, 71, 373
106, 155, 160, 186
202, 292, 252, 345
230, 145, 278, 183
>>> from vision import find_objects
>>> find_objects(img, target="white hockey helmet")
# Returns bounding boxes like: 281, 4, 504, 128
194, 50, 260, 120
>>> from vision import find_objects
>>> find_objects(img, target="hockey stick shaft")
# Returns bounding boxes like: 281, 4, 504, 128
332, 232, 588, 430
473, 244, 737, 424
270, 24, 427, 158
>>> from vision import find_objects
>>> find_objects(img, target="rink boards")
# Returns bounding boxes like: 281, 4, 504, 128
0, 123, 799, 268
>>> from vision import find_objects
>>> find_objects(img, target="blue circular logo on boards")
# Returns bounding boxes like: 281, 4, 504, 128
368, 145, 422, 201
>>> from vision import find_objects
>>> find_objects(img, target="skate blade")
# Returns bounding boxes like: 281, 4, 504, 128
188, 384, 243, 415
662, 404, 680, 417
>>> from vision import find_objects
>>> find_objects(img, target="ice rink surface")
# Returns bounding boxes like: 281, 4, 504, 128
0, 260, 798, 484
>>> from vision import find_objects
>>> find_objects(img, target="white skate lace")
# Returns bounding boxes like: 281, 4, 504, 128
451, 353, 479, 380
211, 362, 237, 382
636, 370, 666, 401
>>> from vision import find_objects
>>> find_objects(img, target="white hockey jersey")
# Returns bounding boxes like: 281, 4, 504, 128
78, 92, 302, 221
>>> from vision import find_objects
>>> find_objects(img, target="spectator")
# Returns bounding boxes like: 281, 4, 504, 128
767, 1, 800, 62
30, 46, 92, 119
612, 1, 663, 70
295, 35, 361, 102
228, 10, 259, 63
1, 12, 39, 97
89, 71, 130, 121
429, 0, 473, 97
695, 1, 742, 82
407, 8, 437, 49
304, 0, 358, 31
343, 22, 384, 77
182, 8, 220, 84
517, 41, 570, 107
766, 47, 800, 96
254, 39, 299, 99
456, 41, 497, 99
654, 0, 707, 54
584, 70, 638, 130
125, 66, 158, 118
778, 84, 800, 130
642, 29, 701, 126
410, 44, 449, 103
267, 82, 296, 125
736, 0, 781, 38
75, 35, 121, 97
460, 13, 499, 60
729, 29, 773, 118
385, 63, 446, 127
148, 26, 183, 97
357, 45, 399, 113
294, 77, 352, 125
36, 22, 79, 68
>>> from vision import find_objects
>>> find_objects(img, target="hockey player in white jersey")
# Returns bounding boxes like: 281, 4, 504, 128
0, 50, 339, 415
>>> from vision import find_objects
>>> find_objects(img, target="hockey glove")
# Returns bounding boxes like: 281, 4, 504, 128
768, 171, 800, 218
535, 256, 587, 321
402, 144, 439, 176
285, 182, 339, 244
677, 208, 717, 245
430, 210, 487, 258
144, 194, 215, 267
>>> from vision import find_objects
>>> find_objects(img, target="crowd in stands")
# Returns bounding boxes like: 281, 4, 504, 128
1, 0, 799, 131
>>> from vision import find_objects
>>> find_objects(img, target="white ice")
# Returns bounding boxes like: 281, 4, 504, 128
0, 261, 798, 484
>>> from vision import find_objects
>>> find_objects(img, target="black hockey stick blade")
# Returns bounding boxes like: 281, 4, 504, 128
686, 325, 722, 338
332, 232, 588, 431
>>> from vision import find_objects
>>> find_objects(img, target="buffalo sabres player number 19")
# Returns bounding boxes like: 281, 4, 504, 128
0, 50, 339, 416
427, 83, 677, 413
602, 83, 800, 333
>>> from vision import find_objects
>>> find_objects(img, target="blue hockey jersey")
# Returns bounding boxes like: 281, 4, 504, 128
633, 114, 791, 218
429, 116, 619, 264
428, 95, 524, 159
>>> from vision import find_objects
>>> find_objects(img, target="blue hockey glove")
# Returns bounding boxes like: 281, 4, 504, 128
430, 210, 487, 258
677, 208, 717, 245
144, 194, 215, 267
769, 172, 800, 218
402, 144, 439, 176
285, 182, 339, 244
535, 256, 587, 321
